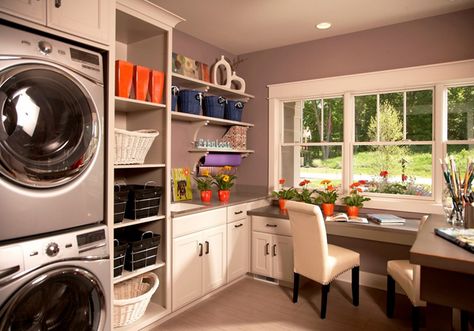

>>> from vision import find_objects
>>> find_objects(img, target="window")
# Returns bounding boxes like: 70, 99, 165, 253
281, 97, 343, 188
353, 90, 433, 197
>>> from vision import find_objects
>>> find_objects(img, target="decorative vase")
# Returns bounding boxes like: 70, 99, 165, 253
321, 203, 335, 217
134, 65, 150, 101
278, 198, 287, 212
200, 190, 212, 203
218, 190, 230, 203
115, 60, 134, 98
346, 206, 359, 217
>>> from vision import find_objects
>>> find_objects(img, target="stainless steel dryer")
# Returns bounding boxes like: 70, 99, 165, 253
0, 225, 110, 330
0, 24, 104, 241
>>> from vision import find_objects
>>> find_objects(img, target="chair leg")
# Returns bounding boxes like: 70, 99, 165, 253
412, 306, 420, 331
292, 272, 300, 303
460, 310, 469, 331
352, 266, 359, 306
386, 274, 395, 318
321, 283, 330, 319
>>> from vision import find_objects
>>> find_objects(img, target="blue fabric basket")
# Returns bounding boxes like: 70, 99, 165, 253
224, 100, 245, 121
178, 89, 202, 115
171, 86, 179, 111
203, 96, 226, 118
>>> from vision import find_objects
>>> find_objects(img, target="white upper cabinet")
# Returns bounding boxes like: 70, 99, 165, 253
0, 0, 46, 25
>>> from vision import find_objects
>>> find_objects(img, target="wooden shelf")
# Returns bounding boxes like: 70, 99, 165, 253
172, 73, 254, 100
189, 148, 254, 154
114, 215, 165, 229
171, 111, 253, 127
113, 261, 166, 284
114, 302, 166, 331
115, 97, 165, 113
114, 163, 166, 169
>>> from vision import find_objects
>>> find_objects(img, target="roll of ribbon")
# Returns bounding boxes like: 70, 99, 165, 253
200, 154, 241, 167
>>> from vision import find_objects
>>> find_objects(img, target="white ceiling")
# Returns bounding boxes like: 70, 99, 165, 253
150, 0, 474, 55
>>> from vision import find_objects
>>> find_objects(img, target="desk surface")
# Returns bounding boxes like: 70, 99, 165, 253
410, 214, 474, 275
248, 206, 419, 246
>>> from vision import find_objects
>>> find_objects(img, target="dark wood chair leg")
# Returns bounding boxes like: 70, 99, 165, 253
386, 274, 395, 318
293, 272, 300, 303
321, 283, 330, 319
352, 266, 359, 306
412, 306, 420, 331
460, 310, 469, 331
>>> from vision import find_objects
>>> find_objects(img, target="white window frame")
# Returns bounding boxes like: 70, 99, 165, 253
268, 60, 474, 214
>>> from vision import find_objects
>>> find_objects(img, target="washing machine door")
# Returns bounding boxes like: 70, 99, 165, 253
0, 63, 99, 188
0, 267, 106, 331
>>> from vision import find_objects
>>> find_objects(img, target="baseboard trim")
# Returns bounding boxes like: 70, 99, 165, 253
336, 269, 404, 294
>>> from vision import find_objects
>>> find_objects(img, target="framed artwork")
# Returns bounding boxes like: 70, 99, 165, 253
172, 167, 193, 201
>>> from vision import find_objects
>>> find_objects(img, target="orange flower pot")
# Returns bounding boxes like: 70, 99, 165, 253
346, 206, 359, 217
279, 198, 287, 212
200, 190, 212, 203
115, 60, 134, 98
134, 65, 150, 101
150, 70, 165, 104
218, 190, 230, 203
321, 203, 335, 217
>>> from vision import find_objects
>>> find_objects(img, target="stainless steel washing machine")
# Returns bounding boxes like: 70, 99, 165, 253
0, 225, 110, 330
0, 24, 104, 241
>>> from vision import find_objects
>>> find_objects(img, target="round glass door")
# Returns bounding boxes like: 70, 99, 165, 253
0, 267, 106, 331
0, 64, 99, 188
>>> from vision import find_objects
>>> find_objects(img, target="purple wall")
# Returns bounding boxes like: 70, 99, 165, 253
172, 9, 474, 188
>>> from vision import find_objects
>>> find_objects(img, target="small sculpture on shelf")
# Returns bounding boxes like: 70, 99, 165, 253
211, 55, 246, 93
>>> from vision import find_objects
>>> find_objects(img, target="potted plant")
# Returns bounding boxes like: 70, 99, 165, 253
272, 178, 296, 211
316, 180, 338, 216
342, 181, 371, 217
194, 172, 213, 203
212, 168, 236, 203
295, 179, 316, 204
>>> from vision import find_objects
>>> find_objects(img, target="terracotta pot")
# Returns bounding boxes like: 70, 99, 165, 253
134, 65, 150, 101
115, 60, 134, 98
218, 190, 230, 203
278, 198, 287, 211
321, 203, 335, 217
346, 206, 359, 217
150, 70, 165, 104
200, 190, 212, 203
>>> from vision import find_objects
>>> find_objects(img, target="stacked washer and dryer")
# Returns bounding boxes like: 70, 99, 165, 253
0, 24, 110, 330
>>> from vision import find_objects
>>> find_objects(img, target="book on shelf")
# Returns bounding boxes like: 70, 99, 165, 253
325, 213, 369, 224
367, 213, 406, 225
435, 227, 474, 254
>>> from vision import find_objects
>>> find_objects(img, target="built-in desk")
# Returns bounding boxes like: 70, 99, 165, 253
410, 214, 474, 330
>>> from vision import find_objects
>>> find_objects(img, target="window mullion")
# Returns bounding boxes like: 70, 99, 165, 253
376, 94, 380, 142
343, 92, 353, 194
403, 91, 407, 140
320, 99, 324, 143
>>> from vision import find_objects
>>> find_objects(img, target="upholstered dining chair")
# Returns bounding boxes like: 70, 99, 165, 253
286, 200, 360, 319
386, 215, 428, 331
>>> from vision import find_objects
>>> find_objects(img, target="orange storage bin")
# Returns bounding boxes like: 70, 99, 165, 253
134, 65, 150, 101
115, 60, 134, 98
149, 70, 165, 104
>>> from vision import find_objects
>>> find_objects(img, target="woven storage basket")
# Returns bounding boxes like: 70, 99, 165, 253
113, 272, 160, 327
114, 129, 159, 165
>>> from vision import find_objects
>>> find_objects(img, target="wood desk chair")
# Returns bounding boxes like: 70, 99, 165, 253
386, 215, 428, 331
286, 200, 360, 319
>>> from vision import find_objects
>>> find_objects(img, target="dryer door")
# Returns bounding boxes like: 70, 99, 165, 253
0, 63, 99, 188
0, 267, 106, 331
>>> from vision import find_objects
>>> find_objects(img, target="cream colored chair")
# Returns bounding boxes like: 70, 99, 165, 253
286, 200, 360, 319
386, 215, 428, 331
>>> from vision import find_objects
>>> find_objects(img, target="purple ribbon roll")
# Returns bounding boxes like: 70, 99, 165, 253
200, 154, 242, 167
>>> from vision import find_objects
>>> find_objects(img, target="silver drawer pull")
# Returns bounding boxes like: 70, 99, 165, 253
265, 224, 277, 228
234, 211, 243, 215
234, 223, 243, 228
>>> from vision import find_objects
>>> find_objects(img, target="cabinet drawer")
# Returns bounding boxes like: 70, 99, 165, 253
173, 208, 226, 238
252, 216, 291, 236
227, 203, 249, 223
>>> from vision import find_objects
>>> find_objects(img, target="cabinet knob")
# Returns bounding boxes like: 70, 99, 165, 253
205, 241, 210, 255
55, 0, 61, 8
234, 223, 243, 228
272, 244, 277, 256
198, 243, 203, 257
265, 243, 269, 255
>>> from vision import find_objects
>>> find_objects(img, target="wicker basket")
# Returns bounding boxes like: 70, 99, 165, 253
114, 129, 159, 165
113, 272, 160, 327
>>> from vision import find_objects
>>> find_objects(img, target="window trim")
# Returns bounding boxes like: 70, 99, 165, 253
268, 60, 474, 214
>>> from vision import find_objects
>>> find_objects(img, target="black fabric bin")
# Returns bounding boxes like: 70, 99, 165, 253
118, 230, 161, 272
113, 239, 128, 277
124, 184, 162, 220
114, 187, 129, 223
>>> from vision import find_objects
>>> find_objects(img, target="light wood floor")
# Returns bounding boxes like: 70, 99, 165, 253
155, 277, 418, 331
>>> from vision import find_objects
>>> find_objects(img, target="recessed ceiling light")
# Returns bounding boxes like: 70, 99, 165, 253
316, 22, 332, 30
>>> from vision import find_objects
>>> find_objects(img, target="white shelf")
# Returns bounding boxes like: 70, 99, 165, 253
115, 97, 165, 113
189, 148, 254, 154
114, 163, 166, 169
114, 215, 165, 229
113, 261, 166, 284
114, 302, 166, 331
172, 73, 254, 100
171, 111, 254, 127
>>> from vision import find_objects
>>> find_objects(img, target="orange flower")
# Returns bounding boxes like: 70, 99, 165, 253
279, 178, 286, 185
358, 180, 367, 185
299, 180, 306, 186
349, 182, 360, 189
320, 179, 331, 185
380, 170, 388, 178
356, 187, 362, 193
304, 179, 310, 184
183, 168, 189, 176
327, 185, 335, 192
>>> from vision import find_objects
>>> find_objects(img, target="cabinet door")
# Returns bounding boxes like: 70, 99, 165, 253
202, 225, 227, 294
272, 235, 294, 282
251, 232, 272, 277
227, 218, 249, 282
0, 0, 46, 24
172, 232, 203, 311
47, 0, 109, 44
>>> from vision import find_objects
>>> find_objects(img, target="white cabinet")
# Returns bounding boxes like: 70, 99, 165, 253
251, 216, 294, 282
227, 218, 250, 282
0, 0, 109, 44
172, 224, 227, 310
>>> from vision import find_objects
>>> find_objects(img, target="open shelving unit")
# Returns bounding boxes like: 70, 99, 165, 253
113, 261, 166, 284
